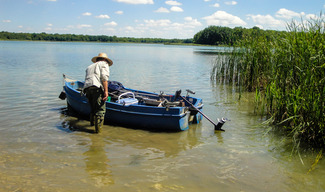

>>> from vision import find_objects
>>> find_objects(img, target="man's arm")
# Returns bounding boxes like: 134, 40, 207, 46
102, 80, 108, 101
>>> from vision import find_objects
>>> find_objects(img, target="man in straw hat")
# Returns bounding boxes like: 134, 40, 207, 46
83, 53, 113, 133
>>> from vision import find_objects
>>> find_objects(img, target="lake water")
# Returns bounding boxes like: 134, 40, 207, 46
0, 41, 324, 191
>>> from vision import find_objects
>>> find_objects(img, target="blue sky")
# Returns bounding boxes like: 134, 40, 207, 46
1, 0, 324, 39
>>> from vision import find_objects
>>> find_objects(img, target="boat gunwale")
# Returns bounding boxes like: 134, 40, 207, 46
64, 81, 191, 117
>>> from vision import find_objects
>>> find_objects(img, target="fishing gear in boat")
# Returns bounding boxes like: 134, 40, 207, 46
175, 89, 228, 131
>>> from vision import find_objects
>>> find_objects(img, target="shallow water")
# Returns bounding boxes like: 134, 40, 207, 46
0, 41, 324, 191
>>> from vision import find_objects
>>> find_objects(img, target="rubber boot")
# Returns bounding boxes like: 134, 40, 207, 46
94, 116, 104, 133
90, 113, 95, 126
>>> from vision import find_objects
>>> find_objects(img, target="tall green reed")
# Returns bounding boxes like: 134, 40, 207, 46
212, 15, 325, 149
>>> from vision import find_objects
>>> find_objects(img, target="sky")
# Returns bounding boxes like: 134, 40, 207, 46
1, 0, 324, 39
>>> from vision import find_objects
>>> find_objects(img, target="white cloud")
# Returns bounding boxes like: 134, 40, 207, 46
225, 1, 237, 5
247, 14, 284, 28
203, 11, 246, 26
184, 17, 202, 28
95, 14, 110, 19
125, 26, 134, 31
82, 12, 92, 16
123, 16, 204, 38
141, 18, 201, 29
184, 17, 193, 21
171, 22, 183, 27
212, 3, 220, 7
47, 0, 57, 2
275, 8, 302, 19
155, 7, 170, 13
125, 26, 134, 30
144, 19, 171, 27
76, 24, 92, 28
114, 0, 153, 4
2, 20, 11, 23
170, 6, 183, 12
124, 26, 137, 33
305, 14, 317, 20
103, 27, 116, 33
204, 0, 211, 2
165, 0, 182, 6
104, 21, 118, 26
115, 11, 123, 15
45, 24, 52, 31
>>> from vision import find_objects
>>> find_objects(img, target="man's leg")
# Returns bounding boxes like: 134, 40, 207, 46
86, 89, 96, 126
94, 89, 106, 133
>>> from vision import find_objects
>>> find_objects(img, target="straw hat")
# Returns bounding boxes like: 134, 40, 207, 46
91, 53, 113, 66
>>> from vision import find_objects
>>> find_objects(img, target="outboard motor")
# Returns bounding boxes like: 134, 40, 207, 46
174, 90, 182, 101
215, 118, 229, 131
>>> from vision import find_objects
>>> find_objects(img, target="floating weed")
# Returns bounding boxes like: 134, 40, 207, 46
308, 150, 323, 174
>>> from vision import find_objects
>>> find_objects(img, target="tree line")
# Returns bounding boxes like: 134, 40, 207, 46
1, 26, 286, 46
0, 31, 193, 44
193, 26, 287, 46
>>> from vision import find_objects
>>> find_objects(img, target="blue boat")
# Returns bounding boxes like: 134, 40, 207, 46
61, 78, 203, 132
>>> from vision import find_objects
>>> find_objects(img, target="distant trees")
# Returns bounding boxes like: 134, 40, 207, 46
1, 27, 287, 46
0, 31, 193, 44
193, 26, 234, 45
193, 26, 286, 46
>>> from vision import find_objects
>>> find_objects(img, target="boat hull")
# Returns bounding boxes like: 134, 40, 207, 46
63, 81, 200, 131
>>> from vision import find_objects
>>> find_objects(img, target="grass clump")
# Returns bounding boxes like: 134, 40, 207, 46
212, 15, 325, 149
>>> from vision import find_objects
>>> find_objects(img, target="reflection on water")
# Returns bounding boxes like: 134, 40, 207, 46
193, 47, 233, 55
0, 41, 324, 191
59, 107, 95, 133
59, 110, 114, 187
58, 106, 205, 189
83, 135, 114, 187
215, 132, 224, 144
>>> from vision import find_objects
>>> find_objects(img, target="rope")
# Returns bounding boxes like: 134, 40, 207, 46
63, 74, 77, 83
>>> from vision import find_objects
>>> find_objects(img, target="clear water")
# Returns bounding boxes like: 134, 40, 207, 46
0, 41, 324, 191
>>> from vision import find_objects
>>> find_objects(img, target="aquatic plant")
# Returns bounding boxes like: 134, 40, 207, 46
212, 15, 325, 150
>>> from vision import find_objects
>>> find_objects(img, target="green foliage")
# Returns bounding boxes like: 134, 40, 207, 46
0, 31, 193, 44
193, 26, 284, 46
194, 26, 234, 45
212, 16, 325, 149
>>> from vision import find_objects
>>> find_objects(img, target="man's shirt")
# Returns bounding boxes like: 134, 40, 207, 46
84, 61, 110, 91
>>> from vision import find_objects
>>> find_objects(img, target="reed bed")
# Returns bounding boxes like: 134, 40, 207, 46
212, 16, 325, 149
